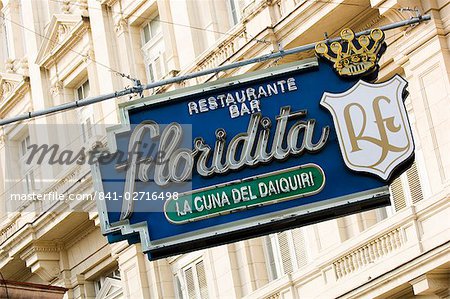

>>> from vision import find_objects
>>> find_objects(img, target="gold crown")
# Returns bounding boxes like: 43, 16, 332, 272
315, 28, 385, 77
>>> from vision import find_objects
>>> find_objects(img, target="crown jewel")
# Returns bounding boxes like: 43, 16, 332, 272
315, 28, 385, 77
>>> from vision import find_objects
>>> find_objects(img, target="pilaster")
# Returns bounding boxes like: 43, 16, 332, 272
144, 257, 175, 298
399, 32, 450, 195
1, 0, 24, 60
115, 244, 151, 299
86, 0, 121, 124
156, 0, 179, 72
235, 238, 269, 296
205, 244, 241, 299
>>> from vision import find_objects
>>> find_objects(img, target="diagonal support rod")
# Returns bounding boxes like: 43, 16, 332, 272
0, 15, 431, 127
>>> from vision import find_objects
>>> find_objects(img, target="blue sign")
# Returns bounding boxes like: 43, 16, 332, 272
92, 59, 413, 259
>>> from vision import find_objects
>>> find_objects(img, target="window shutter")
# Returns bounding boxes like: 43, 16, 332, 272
195, 261, 208, 299
277, 231, 293, 274
265, 236, 278, 280
390, 177, 406, 211
174, 274, 183, 299
154, 56, 162, 80
291, 228, 308, 269
86, 117, 93, 139
406, 162, 423, 204
148, 63, 155, 82
184, 267, 196, 299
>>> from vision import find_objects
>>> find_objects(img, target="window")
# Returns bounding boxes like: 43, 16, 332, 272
93, 268, 122, 299
174, 259, 208, 299
141, 13, 165, 84
389, 161, 424, 212
19, 134, 35, 193
76, 80, 94, 143
147, 56, 163, 83
265, 228, 309, 280
77, 80, 90, 100
20, 135, 30, 158
228, 0, 242, 25
141, 15, 161, 45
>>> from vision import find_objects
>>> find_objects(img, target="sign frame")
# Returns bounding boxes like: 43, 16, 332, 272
92, 58, 396, 259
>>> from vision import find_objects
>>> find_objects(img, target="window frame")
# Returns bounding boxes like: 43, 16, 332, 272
18, 133, 35, 193
173, 257, 208, 299
264, 228, 310, 281
75, 79, 95, 144
140, 13, 162, 49
140, 12, 166, 84
93, 268, 121, 296
227, 0, 242, 26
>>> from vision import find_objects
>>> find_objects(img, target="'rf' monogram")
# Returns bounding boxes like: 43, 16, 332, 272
344, 96, 407, 167
320, 75, 414, 181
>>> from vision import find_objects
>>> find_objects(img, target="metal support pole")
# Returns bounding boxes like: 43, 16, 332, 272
0, 15, 431, 127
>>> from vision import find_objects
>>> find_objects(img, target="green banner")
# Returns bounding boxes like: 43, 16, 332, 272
164, 164, 325, 224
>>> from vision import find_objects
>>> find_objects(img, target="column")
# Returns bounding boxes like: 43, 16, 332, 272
234, 238, 269, 296
116, 244, 151, 299
114, 16, 146, 88
0, 134, 6, 219
205, 244, 241, 299
21, 0, 56, 181
398, 25, 450, 195
157, 0, 180, 72
87, 0, 121, 124
168, 0, 202, 69
1, 0, 24, 61
144, 258, 175, 298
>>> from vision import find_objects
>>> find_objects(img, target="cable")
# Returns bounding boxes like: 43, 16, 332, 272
0, 15, 136, 83
3, 0, 414, 80
47, 0, 271, 45
0, 10, 430, 200
47, 0, 416, 43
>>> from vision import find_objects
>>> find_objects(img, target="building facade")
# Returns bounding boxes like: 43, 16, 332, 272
0, 0, 448, 298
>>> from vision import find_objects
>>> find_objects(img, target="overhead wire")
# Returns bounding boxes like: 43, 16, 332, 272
47, 0, 272, 45
0, 2, 428, 199
0, 15, 126, 78
0, 0, 425, 126
46, 0, 418, 45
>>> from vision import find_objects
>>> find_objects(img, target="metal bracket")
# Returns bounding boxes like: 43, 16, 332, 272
399, 7, 422, 20
118, 72, 144, 98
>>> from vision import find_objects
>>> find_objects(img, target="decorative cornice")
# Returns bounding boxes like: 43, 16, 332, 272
50, 80, 64, 97
61, 0, 71, 14
35, 14, 90, 69
114, 17, 128, 36
79, 0, 89, 17
63, 220, 97, 249
99, 0, 119, 7
82, 47, 95, 64
355, 14, 385, 33
5, 58, 14, 73
20, 241, 61, 282
0, 72, 30, 118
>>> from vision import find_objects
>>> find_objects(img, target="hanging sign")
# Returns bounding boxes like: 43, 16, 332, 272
92, 28, 414, 260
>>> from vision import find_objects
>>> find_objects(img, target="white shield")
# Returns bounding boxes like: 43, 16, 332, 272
320, 75, 414, 181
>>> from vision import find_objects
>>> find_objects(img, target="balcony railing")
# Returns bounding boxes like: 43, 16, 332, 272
333, 227, 405, 279
246, 193, 449, 299
181, 24, 248, 85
